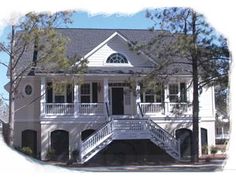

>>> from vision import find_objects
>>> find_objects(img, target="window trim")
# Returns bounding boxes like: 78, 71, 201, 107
169, 83, 179, 103
53, 83, 67, 103
23, 83, 33, 97
168, 82, 187, 103
142, 85, 165, 103
105, 53, 129, 65
80, 83, 92, 103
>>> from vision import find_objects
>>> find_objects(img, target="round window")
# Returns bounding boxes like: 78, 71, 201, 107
25, 85, 32, 95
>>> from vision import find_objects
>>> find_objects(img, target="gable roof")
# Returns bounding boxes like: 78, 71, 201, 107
14, 28, 192, 76
56, 28, 160, 58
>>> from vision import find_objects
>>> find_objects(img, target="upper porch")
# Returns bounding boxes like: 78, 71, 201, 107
40, 75, 193, 120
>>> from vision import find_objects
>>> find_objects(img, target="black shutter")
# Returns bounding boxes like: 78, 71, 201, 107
161, 84, 165, 102
92, 83, 98, 103
66, 84, 73, 103
180, 83, 187, 102
140, 84, 143, 102
46, 82, 53, 103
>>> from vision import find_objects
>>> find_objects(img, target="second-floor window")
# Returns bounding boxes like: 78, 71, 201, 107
81, 83, 91, 103
54, 84, 66, 103
141, 84, 164, 103
169, 83, 187, 103
46, 82, 73, 103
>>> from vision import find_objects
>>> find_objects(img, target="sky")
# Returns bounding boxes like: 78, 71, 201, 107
0, 11, 153, 102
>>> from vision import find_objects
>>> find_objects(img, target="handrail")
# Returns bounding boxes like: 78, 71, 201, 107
147, 119, 176, 140
147, 119, 179, 154
137, 103, 144, 118
80, 121, 112, 154
105, 102, 110, 120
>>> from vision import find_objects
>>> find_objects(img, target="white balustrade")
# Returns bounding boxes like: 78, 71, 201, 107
79, 103, 104, 115
140, 103, 164, 114
80, 121, 112, 157
147, 120, 178, 148
169, 103, 189, 113
45, 103, 74, 115
80, 118, 181, 163
43, 102, 104, 116
140, 102, 190, 116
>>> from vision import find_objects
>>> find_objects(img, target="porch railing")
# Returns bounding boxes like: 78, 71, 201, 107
140, 102, 190, 115
45, 103, 74, 115
79, 103, 104, 115
140, 103, 164, 114
169, 103, 189, 113
43, 102, 104, 116
43, 102, 190, 116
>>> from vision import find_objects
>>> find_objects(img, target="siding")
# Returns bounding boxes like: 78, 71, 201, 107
87, 35, 153, 67
199, 86, 215, 118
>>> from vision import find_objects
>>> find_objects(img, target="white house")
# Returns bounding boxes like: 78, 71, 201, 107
9, 28, 215, 163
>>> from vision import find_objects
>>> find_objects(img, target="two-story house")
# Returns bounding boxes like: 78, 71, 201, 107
8, 28, 215, 163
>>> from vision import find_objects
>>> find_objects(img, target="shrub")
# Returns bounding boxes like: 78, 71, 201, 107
210, 146, 218, 154
202, 145, 208, 155
46, 148, 56, 161
67, 149, 80, 165
21, 146, 33, 156
71, 149, 80, 160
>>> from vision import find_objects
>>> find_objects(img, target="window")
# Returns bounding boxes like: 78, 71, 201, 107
106, 53, 128, 63
46, 82, 73, 103
169, 84, 179, 102
169, 83, 187, 103
24, 84, 32, 96
145, 90, 155, 103
180, 83, 187, 102
81, 83, 91, 103
142, 84, 164, 103
54, 84, 66, 103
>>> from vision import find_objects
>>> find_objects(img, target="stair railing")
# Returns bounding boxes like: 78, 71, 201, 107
80, 121, 113, 159
137, 103, 144, 118
105, 102, 110, 121
146, 119, 180, 158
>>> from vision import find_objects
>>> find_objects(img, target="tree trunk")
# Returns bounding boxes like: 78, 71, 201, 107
191, 12, 199, 163
8, 25, 15, 146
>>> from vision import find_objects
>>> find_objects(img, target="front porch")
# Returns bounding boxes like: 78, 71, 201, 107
40, 76, 192, 119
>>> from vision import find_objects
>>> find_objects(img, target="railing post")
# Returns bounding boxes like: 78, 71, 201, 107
103, 78, 109, 120
74, 82, 80, 117
164, 84, 169, 115
40, 77, 46, 117
136, 80, 141, 118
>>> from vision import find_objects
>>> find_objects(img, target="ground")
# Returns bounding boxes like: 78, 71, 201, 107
51, 158, 226, 172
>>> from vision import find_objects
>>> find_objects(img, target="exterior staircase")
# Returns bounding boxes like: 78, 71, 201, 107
79, 118, 181, 164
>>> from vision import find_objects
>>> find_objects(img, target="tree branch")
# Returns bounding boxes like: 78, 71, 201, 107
0, 61, 9, 69
0, 43, 11, 56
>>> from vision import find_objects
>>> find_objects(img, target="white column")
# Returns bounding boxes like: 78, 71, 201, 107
40, 77, 46, 117
74, 82, 79, 117
198, 124, 202, 157
136, 81, 141, 117
103, 78, 109, 118
164, 84, 169, 115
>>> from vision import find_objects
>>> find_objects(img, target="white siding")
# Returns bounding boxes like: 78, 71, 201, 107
87, 35, 153, 67
14, 77, 41, 121
199, 86, 215, 118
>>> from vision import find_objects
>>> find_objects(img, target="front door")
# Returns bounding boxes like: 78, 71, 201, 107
112, 88, 124, 115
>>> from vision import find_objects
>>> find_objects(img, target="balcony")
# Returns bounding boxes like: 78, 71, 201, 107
41, 102, 191, 118
139, 102, 191, 117
42, 102, 105, 116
